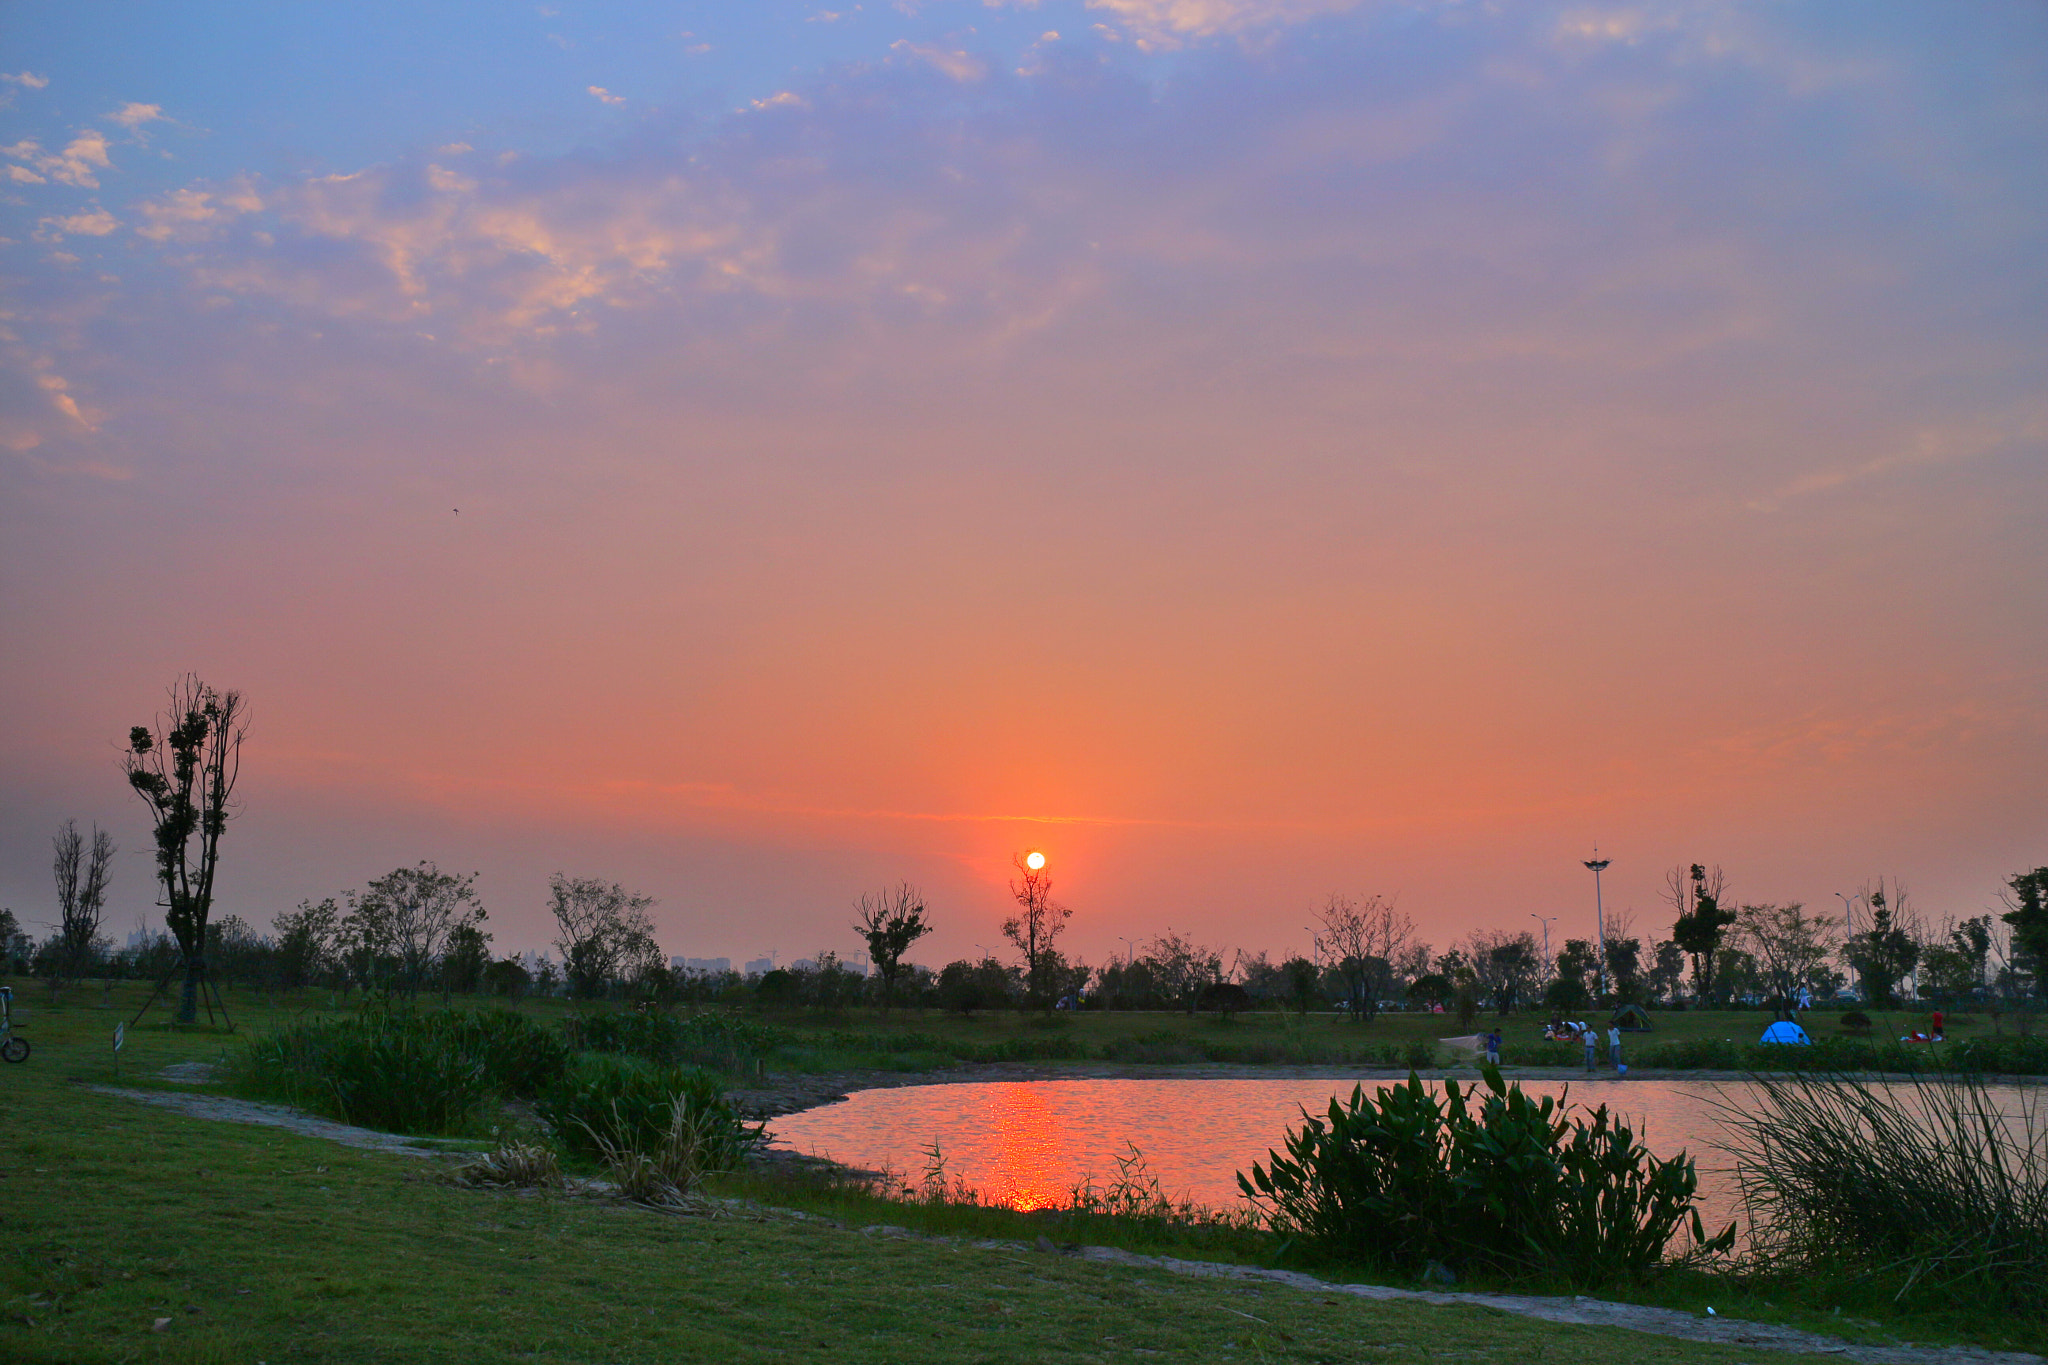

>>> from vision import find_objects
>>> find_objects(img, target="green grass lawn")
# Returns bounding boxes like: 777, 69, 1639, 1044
0, 981, 1900, 1365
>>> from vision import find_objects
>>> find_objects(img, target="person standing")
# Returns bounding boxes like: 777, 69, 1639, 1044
1582, 1026, 1597, 1071
1608, 1023, 1624, 1074
1485, 1028, 1501, 1066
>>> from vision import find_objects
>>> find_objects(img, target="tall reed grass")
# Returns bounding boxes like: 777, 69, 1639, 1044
229, 1007, 569, 1135
1716, 1071, 2048, 1319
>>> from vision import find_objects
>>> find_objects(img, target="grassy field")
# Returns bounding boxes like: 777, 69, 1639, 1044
0, 984, 1886, 1365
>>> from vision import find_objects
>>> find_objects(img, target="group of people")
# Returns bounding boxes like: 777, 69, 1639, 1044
1490, 1018, 1629, 1074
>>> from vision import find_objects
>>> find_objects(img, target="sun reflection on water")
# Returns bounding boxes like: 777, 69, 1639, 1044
985, 1084, 1070, 1211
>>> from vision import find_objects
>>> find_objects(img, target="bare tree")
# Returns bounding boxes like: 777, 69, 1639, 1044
1003, 852, 1071, 1008
51, 819, 115, 986
124, 674, 247, 1023
549, 874, 662, 999
1314, 894, 1413, 1022
854, 883, 931, 1012
1142, 929, 1222, 1014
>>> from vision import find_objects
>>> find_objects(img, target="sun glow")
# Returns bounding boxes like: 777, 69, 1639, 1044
1024, 850, 1046, 871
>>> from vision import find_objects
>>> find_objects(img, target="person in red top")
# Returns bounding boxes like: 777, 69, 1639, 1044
1932, 1009, 1945, 1041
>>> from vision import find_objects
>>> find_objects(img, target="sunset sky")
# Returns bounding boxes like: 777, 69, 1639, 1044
4, 2, 2043, 971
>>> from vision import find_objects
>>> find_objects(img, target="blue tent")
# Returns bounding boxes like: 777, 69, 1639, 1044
1759, 1020, 1812, 1046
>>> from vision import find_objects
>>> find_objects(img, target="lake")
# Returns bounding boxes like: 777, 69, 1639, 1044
767, 1073, 2037, 1231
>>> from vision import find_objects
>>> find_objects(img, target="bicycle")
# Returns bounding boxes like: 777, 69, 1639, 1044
1, 985, 29, 1063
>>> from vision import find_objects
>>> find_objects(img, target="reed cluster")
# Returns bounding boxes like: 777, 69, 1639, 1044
229, 1006, 567, 1134
1717, 1070, 2047, 1319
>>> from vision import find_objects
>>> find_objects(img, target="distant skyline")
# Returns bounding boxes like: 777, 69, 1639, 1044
3, 2, 2043, 969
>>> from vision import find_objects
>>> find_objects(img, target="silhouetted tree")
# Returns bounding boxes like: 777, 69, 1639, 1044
51, 819, 115, 986
1646, 940, 1686, 1004
440, 922, 493, 997
1668, 863, 1738, 1004
273, 897, 341, 989
2002, 867, 2048, 999
1846, 885, 1921, 1008
1465, 929, 1540, 1015
1737, 901, 1838, 1012
123, 674, 247, 1023
351, 863, 486, 998
1002, 853, 1070, 1008
854, 883, 931, 1012
1315, 893, 1413, 1022
548, 874, 662, 999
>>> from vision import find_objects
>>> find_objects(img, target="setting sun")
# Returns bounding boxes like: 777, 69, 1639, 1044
1024, 851, 1046, 872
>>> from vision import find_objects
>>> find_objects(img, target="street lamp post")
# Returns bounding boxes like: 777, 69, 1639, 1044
1583, 853, 1611, 1002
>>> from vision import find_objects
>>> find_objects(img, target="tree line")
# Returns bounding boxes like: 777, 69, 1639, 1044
10, 674, 2048, 1020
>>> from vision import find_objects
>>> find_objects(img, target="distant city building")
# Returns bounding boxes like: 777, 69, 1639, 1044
669, 956, 732, 975
744, 957, 775, 976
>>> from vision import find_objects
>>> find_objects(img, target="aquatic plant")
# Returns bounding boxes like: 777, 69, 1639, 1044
537, 1052, 757, 1171
1238, 1066, 1731, 1286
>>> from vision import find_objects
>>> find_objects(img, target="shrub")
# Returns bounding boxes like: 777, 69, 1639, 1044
1238, 1067, 1730, 1286
1633, 1037, 1746, 1070
1402, 1039, 1438, 1070
229, 1007, 570, 1135
1839, 1011, 1872, 1035
1499, 1040, 1577, 1068
1719, 1070, 2048, 1319
537, 1053, 756, 1171
1952, 1033, 2048, 1076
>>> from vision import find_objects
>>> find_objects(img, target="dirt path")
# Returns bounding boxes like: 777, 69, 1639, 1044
88, 1085, 459, 1158
1063, 1245, 2042, 1365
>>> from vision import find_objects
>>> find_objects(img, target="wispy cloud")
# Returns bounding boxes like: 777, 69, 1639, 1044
587, 85, 625, 106
3, 129, 114, 187
108, 102, 164, 129
1747, 410, 2048, 511
34, 207, 119, 241
889, 40, 987, 81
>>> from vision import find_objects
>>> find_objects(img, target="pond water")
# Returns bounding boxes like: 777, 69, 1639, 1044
768, 1074, 2037, 1232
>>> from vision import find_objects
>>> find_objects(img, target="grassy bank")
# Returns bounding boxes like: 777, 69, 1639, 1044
0, 985, 1870, 1365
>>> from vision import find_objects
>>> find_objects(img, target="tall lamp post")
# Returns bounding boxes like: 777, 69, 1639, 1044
1583, 853, 1611, 1002
1835, 890, 1864, 1000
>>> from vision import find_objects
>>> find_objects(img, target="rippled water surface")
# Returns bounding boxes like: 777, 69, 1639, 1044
768, 1074, 2035, 1229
